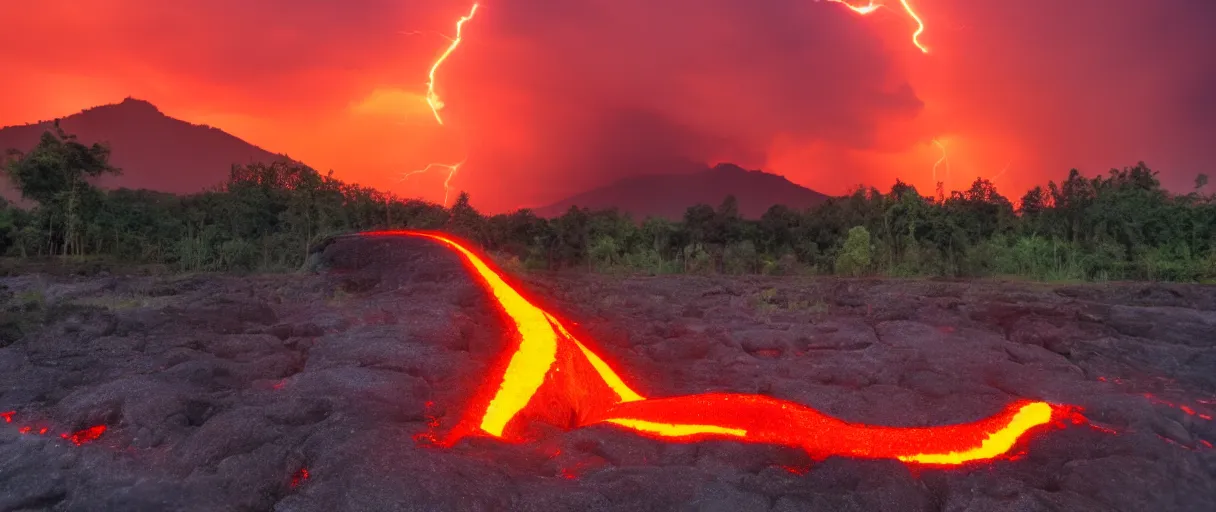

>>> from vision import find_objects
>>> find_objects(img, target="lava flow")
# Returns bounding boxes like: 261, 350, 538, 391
362, 230, 1082, 467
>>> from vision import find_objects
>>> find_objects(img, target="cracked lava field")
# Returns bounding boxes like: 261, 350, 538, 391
1, 232, 1214, 511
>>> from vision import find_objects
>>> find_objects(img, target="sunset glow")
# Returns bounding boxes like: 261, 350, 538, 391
1, 1, 1213, 211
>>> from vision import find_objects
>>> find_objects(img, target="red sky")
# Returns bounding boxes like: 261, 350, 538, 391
2, 0, 1214, 212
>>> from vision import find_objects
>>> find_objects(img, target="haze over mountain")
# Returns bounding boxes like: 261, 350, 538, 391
535, 163, 830, 220
0, 98, 288, 195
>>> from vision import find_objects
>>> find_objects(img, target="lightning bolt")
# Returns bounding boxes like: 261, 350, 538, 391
426, 3, 479, 125
824, 0, 929, 53
825, 0, 881, 15
404, 1, 931, 207
406, 3, 479, 207
931, 138, 949, 188
402, 161, 465, 206
992, 160, 1012, 181
898, 0, 929, 53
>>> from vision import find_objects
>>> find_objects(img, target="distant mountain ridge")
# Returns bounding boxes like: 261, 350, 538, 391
534, 163, 831, 219
0, 98, 289, 195
0, 99, 830, 217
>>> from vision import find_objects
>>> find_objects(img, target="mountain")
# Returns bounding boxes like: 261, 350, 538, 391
0, 98, 289, 195
534, 163, 831, 219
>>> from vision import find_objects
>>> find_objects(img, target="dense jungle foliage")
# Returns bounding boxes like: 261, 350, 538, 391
3, 126, 1214, 281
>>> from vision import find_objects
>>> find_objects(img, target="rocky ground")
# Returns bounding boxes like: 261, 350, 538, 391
1, 235, 1214, 511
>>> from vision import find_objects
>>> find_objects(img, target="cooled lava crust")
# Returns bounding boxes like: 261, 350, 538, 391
0, 233, 1213, 511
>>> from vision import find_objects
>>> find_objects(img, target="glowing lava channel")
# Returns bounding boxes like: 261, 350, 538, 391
366, 231, 644, 438
592, 395, 1057, 465
361, 230, 1075, 465
409, 231, 562, 437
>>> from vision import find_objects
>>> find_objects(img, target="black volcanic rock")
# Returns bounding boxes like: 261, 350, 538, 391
1, 237, 1215, 511
535, 163, 831, 219
0, 97, 290, 196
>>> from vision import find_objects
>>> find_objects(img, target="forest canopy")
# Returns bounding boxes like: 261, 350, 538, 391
2, 127, 1213, 282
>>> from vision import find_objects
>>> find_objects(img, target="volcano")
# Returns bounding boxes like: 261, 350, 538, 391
534, 163, 831, 219
0, 98, 290, 196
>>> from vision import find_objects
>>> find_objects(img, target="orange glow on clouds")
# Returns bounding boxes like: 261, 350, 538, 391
2, 0, 1213, 210
364, 230, 1079, 465
350, 88, 432, 119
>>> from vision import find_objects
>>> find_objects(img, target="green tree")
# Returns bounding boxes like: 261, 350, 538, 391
3, 124, 121, 256
835, 226, 873, 277
550, 206, 591, 269
588, 235, 621, 271
445, 191, 486, 244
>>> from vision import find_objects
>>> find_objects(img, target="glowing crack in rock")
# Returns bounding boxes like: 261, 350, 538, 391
290, 468, 311, 488
361, 230, 1078, 466
62, 425, 107, 446
1, 411, 107, 446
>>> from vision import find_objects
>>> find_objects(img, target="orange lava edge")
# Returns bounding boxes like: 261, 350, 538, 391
359, 230, 1080, 466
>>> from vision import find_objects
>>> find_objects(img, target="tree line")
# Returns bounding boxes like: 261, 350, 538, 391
2, 126, 1214, 281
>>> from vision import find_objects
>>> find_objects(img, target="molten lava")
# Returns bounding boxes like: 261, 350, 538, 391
62, 425, 107, 446
362, 230, 1077, 466
594, 395, 1055, 465
1, 411, 107, 446
290, 468, 311, 488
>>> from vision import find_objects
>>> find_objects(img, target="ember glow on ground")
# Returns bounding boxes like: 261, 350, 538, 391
0, 411, 107, 446
362, 230, 1075, 465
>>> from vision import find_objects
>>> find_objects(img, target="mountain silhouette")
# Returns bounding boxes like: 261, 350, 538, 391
534, 163, 831, 219
0, 98, 289, 195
